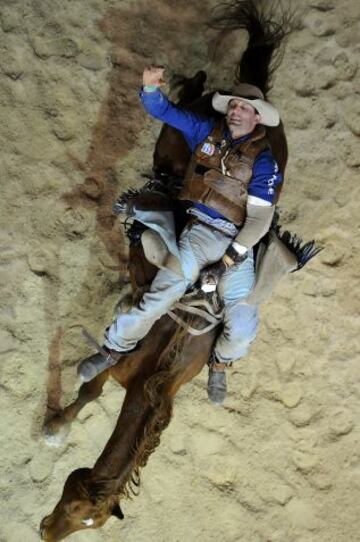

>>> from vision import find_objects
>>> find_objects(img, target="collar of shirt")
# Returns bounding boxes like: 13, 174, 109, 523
223, 127, 252, 146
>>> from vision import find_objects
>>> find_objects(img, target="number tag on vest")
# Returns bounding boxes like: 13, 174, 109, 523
200, 142, 215, 156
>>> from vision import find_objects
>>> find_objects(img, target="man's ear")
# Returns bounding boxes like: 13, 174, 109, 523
111, 502, 124, 520
255, 114, 262, 124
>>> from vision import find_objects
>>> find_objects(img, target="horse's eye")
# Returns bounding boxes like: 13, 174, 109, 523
81, 518, 94, 526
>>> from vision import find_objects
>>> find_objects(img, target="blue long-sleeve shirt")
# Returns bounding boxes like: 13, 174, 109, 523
139, 88, 282, 218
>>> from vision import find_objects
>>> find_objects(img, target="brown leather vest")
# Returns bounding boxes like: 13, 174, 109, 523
178, 122, 269, 225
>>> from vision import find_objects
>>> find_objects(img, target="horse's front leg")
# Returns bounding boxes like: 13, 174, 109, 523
43, 370, 109, 447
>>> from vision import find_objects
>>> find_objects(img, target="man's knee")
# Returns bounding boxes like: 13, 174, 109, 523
137, 274, 187, 316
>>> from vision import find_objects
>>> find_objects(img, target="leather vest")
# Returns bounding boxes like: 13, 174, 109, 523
179, 122, 269, 226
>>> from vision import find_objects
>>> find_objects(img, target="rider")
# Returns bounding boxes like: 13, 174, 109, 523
78, 66, 282, 405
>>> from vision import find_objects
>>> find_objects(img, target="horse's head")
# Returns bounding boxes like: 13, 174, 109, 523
40, 468, 124, 541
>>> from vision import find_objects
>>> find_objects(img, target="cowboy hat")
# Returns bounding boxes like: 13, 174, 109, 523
212, 83, 280, 127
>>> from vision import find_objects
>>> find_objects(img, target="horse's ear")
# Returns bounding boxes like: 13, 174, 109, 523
111, 502, 124, 520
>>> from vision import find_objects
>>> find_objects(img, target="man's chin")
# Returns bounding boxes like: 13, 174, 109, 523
227, 119, 243, 127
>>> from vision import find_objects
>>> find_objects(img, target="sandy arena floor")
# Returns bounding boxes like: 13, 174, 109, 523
0, 0, 359, 540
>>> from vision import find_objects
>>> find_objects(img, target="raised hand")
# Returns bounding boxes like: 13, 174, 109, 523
142, 66, 166, 87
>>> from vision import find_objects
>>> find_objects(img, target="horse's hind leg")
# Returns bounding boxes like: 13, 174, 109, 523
43, 370, 109, 447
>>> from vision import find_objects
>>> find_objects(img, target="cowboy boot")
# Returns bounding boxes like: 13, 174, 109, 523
77, 348, 124, 383
207, 354, 228, 405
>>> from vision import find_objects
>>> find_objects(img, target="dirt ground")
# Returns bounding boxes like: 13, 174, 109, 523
0, 0, 359, 541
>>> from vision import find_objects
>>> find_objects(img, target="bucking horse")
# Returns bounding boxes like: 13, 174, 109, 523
40, 1, 320, 540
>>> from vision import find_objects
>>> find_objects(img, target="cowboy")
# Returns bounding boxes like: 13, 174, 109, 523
78, 66, 282, 405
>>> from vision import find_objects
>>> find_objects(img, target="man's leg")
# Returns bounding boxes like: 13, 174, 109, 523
207, 250, 258, 404
104, 266, 188, 353
105, 222, 231, 352
214, 303, 258, 361
79, 222, 231, 381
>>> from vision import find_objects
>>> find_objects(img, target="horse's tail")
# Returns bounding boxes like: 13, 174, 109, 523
210, 0, 294, 96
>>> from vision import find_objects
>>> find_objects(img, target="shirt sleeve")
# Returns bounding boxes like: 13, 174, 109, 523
139, 88, 214, 151
248, 149, 283, 204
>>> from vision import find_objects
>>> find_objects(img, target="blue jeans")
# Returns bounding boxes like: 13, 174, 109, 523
104, 221, 258, 363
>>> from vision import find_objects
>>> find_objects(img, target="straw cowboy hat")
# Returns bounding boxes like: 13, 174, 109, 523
212, 83, 280, 127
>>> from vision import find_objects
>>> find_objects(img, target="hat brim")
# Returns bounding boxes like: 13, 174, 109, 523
212, 92, 280, 127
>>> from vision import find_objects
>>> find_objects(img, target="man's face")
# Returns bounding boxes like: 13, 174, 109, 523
226, 98, 261, 135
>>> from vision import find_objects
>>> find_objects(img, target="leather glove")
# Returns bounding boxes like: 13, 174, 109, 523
222, 244, 248, 268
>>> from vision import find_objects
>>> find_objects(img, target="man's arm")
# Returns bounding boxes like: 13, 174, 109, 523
229, 151, 283, 260
140, 67, 214, 151
232, 202, 274, 252
201, 153, 282, 289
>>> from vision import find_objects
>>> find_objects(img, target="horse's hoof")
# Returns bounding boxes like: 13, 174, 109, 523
43, 418, 70, 447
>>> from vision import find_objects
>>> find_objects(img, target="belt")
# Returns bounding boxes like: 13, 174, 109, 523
186, 208, 238, 238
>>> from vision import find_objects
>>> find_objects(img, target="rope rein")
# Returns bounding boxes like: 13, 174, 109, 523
167, 289, 224, 336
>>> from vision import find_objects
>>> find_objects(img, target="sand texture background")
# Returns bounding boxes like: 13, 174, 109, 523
0, 0, 359, 540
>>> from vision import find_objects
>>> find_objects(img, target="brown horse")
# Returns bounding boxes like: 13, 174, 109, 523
40, 2, 295, 540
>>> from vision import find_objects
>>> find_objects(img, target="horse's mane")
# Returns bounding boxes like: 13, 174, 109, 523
89, 316, 195, 502
124, 316, 195, 497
